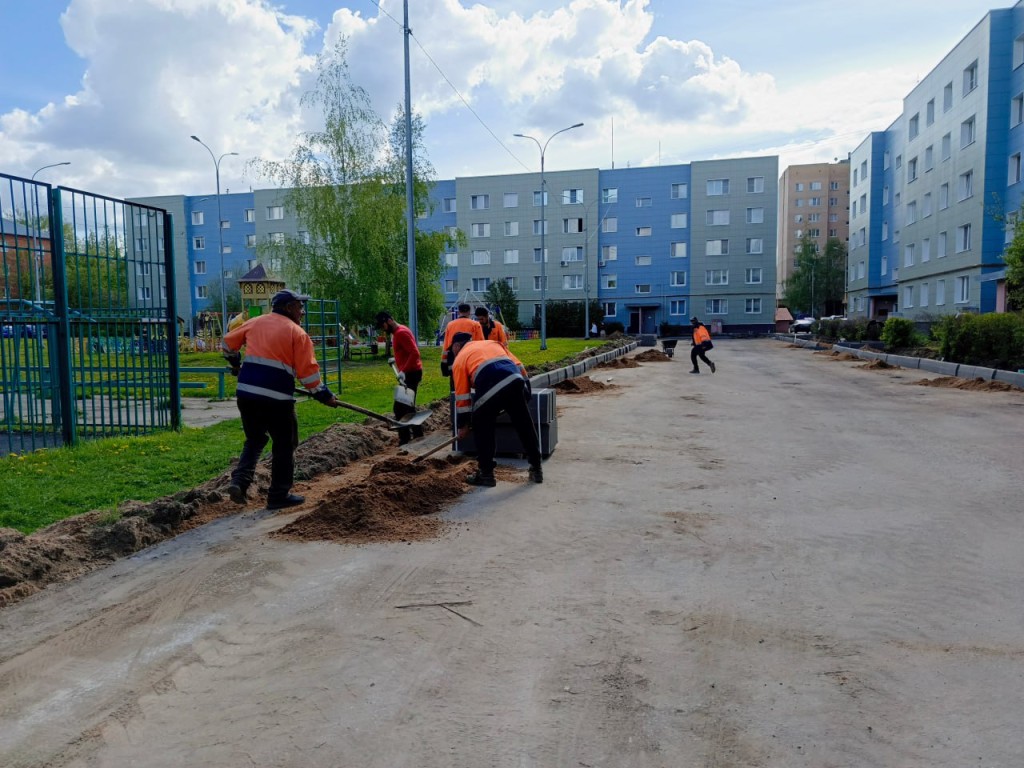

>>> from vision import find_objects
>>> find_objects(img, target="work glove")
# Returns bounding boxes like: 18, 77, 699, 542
311, 386, 336, 405
397, 371, 406, 386
224, 351, 241, 377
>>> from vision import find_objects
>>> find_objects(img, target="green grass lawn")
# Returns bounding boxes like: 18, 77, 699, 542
1, 338, 601, 534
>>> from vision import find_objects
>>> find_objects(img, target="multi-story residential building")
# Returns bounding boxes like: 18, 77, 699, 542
132, 156, 779, 335
776, 162, 850, 298
848, 2, 1024, 321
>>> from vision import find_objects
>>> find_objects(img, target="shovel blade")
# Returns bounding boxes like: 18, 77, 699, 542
394, 408, 432, 428
393, 384, 416, 407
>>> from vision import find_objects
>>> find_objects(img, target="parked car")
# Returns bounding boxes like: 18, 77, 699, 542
791, 317, 815, 332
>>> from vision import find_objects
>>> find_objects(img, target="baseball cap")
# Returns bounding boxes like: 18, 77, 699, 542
446, 332, 474, 369
271, 289, 311, 308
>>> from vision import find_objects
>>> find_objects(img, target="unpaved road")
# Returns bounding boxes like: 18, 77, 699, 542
2, 339, 1023, 767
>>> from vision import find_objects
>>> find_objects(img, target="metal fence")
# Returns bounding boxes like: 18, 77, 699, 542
1, 173, 180, 455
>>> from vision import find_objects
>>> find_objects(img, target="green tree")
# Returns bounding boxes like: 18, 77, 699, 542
1001, 203, 1024, 310
483, 280, 521, 331
784, 235, 847, 316
251, 40, 453, 334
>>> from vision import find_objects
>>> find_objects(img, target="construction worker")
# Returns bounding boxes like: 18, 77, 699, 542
689, 315, 716, 374
440, 303, 483, 375
221, 289, 340, 509
475, 306, 509, 350
449, 332, 543, 487
375, 311, 424, 445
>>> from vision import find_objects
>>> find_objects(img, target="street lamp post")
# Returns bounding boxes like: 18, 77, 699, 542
191, 135, 238, 332
29, 162, 70, 305
514, 123, 583, 350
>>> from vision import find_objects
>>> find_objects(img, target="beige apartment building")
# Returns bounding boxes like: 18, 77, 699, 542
776, 161, 850, 299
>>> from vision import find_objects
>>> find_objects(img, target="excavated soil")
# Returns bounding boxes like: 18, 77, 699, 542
814, 350, 860, 361
553, 375, 615, 394
913, 376, 1020, 392
596, 356, 640, 369
858, 359, 897, 370
633, 349, 672, 362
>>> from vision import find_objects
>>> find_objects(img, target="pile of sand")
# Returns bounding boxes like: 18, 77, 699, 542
553, 376, 614, 394
634, 349, 671, 362
914, 376, 1019, 392
597, 357, 640, 369
859, 360, 896, 370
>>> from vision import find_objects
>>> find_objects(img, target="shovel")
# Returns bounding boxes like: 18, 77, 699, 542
294, 389, 432, 430
388, 358, 417, 408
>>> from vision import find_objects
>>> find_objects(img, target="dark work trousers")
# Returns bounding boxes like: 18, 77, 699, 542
393, 368, 424, 445
232, 397, 299, 501
470, 380, 542, 477
690, 342, 714, 371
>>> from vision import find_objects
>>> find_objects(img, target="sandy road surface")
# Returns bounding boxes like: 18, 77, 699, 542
2, 339, 1023, 767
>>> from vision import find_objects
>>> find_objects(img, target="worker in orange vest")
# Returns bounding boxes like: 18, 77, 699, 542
689, 316, 716, 374
475, 306, 509, 350
440, 303, 484, 375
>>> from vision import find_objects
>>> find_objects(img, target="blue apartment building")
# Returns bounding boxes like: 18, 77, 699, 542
848, 1, 1024, 320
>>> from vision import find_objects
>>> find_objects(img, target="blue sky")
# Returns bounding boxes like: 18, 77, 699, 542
0, 0, 1007, 198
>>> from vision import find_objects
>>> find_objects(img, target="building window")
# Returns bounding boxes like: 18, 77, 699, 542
747, 176, 764, 193
562, 188, 583, 204
670, 213, 688, 228
562, 217, 583, 234
882, 186, 889, 205
533, 248, 548, 263
244, 208, 255, 223
503, 192, 518, 208
858, 261, 866, 279
670, 271, 686, 287
266, 206, 284, 220
705, 269, 728, 286
809, 197, 821, 206
194, 260, 206, 275
926, 99, 935, 126
602, 217, 617, 233
246, 233, 257, 248
533, 275, 548, 290
446, 226, 459, 238
221, 244, 231, 254
532, 220, 548, 235
903, 286, 914, 309
670, 242, 687, 258
1011, 153, 1022, 185
706, 210, 730, 226
601, 188, 618, 203
635, 284, 651, 294
904, 244, 915, 268
944, 81, 954, 111
958, 170, 973, 200
938, 231, 947, 258
470, 222, 490, 238
745, 298, 762, 314
907, 157, 918, 182
923, 193, 932, 218
471, 250, 490, 265
444, 279, 457, 293
940, 183, 949, 210
443, 197, 456, 213
705, 239, 729, 256
472, 277, 491, 292
269, 257, 283, 272
193, 236, 205, 250
196, 285, 208, 299
906, 201, 917, 225
445, 252, 459, 267
909, 113, 919, 140
936, 279, 946, 305
532, 191, 548, 206
191, 211, 204, 225
1014, 95, 1024, 128
706, 179, 729, 196
503, 249, 519, 264
269, 232, 285, 244
601, 245, 617, 262
505, 276, 518, 290
669, 300, 687, 316
956, 275, 970, 302
706, 299, 728, 315
470, 194, 490, 210
562, 247, 583, 263
961, 116, 976, 148
1015, 35, 1024, 68
602, 302, 617, 317
925, 146, 934, 171
963, 61, 978, 95
745, 268, 763, 284
634, 255, 652, 266
220, 219, 230, 230
635, 196, 652, 208
670, 182, 688, 199
602, 275, 617, 289
746, 238, 763, 254
922, 239, 931, 262
746, 207, 764, 224
956, 224, 972, 252
504, 221, 519, 237
562, 274, 583, 290
635, 226, 652, 237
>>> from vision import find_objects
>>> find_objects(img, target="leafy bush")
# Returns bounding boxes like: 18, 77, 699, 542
933, 312, 1024, 370
605, 321, 625, 335
659, 322, 689, 337
880, 317, 918, 350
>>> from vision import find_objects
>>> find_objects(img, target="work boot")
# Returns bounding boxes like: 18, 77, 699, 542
267, 493, 305, 510
465, 471, 496, 488
227, 483, 247, 505
689, 369, 700, 374
709, 361, 716, 373
528, 465, 543, 484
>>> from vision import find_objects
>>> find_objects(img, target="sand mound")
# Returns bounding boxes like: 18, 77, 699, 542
553, 376, 614, 394
914, 376, 1019, 392
634, 349, 671, 362
597, 357, 640, 369
858, 360, 896, 369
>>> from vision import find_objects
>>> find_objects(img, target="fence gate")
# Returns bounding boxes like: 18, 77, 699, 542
0, 173, 180, 455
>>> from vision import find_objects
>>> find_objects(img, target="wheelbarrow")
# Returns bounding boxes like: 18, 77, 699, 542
660, 338, 680, 358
